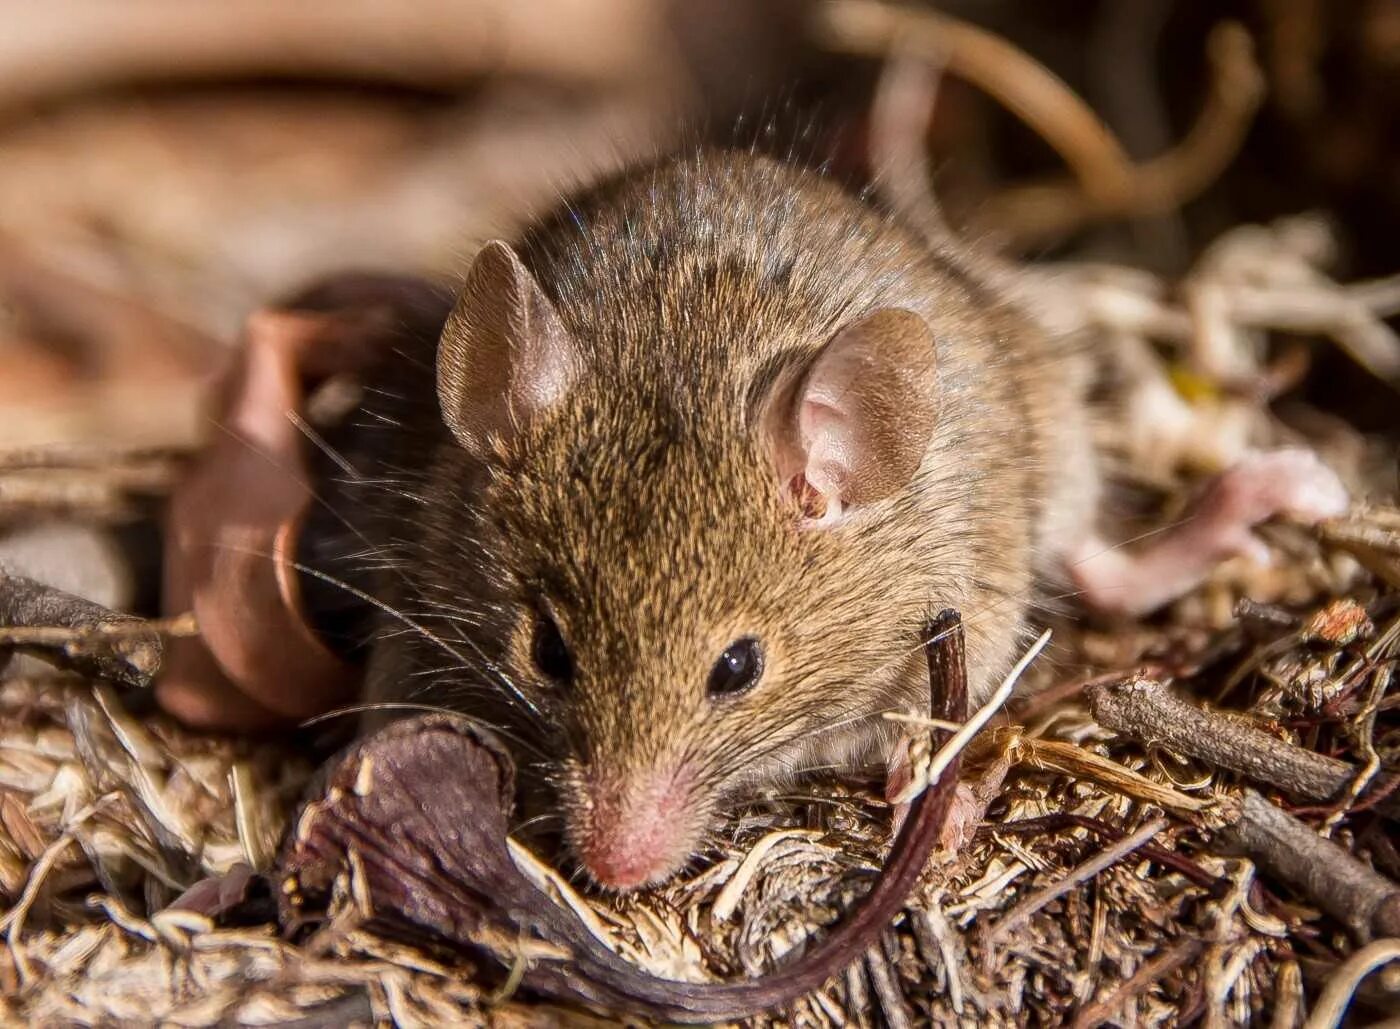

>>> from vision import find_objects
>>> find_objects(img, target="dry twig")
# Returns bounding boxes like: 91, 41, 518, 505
0, 572, 163, 688
981, 816, 1169, 958
0, 0, 676, 114
1088, 674, 1400, 817
817, 2, 1264, 246
1223, 789, 1400, 941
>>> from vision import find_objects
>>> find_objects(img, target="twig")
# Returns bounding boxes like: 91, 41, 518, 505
999, 731, 1211, 815
981, 23, 1265, 246
887, 628, 1050, 805
982, 816, 1169, 951
864, 940, 913, 1029
817, 3, 1263, 246
3, 833, 77, 981
1071, 937, 1205, 1029
1087, 675, 1400, 817
1223, 790, 1400, 941
909, 905, 967, 1015
984, 813, 1218, 890
1318, 508, 1400, 590
1271, 961, 1304, 1029
816, 0, 1135, 209
1303, 938, 1400, 1029
0, 572, 165, 688
0, 443, 186, 472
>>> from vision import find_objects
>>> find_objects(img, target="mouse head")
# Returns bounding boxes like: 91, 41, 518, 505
432, 239, 939, 891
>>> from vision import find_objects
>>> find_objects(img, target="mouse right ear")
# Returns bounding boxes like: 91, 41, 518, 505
437, 240, 578, 458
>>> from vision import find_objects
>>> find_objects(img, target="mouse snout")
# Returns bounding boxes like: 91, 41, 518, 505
568, 766, 704, 892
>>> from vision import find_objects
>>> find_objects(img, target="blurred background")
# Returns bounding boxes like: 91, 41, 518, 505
0, 0, 1396, 610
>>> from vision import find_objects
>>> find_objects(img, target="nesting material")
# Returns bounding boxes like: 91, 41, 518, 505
2, 501, 1399, 1023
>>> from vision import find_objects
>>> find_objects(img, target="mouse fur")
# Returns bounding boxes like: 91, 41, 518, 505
346, 149, 1100, 890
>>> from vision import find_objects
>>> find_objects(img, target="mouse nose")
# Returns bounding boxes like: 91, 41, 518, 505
571, 770, 699, 891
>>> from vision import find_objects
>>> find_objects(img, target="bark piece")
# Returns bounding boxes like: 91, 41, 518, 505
1087, 674, 1400, 818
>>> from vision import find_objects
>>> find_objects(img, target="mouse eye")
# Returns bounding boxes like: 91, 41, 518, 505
532, 612, 573, 684
707, 637, 764, 698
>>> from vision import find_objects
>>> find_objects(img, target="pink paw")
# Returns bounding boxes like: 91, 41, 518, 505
1201, 448, 1348, 563
1069, 447, 1348, 618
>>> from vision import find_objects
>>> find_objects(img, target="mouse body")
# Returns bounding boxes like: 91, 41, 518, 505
333, 150, 1100, 890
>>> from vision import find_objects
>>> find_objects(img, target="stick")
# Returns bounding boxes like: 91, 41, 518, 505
887, 627, 1050, 805
982, 816, 1169, 949
816, 3, 1263, 246
1303, 938, 1400, 1029
1071, 937, 1205, 1029
1223, 790, 1400, 941
0, 0, 669, 114
0, 571, 164, 688
1087, 674, 1400, 817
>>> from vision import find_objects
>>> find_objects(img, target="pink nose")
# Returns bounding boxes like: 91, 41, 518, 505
573, 772, 695, 891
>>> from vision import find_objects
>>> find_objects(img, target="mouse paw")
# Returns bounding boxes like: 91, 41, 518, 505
1196, 448, 1348, 554
1071, 447, 1348, 618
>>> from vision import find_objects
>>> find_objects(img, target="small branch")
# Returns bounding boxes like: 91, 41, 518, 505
887, 628, 1049, 805
817, 3, 1263, 247
909, 905, 968, 1015
816, 0, 1136, 209
982, 816, 1169, 951
1087, 675, 1400, 817
984, 813, 1219, 890
1000, 731, 1211, 815
981, 22, 1265, 246
1318, 507, 1400, 590
1071, 937, 1205, 1029
0, 571, 166, 688
0, 0, 670, 115
864, 940, 913, 1029
1222, 789, 1400, 941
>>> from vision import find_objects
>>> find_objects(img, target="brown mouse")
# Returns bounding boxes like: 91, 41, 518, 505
332, 150, 1099, 891
166, 148, 1347, 890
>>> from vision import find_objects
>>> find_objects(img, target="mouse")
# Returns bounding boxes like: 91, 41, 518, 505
160, 148, 1349, 891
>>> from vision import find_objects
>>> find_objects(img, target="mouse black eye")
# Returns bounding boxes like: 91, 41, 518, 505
707, 637, 764, 698
532, 612, 573, 684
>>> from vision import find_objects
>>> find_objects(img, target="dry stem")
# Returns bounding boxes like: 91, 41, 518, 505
0, 572, 164, 688
1088, 674, 1400, 817
1224, 789, 1400, 941
0, 0, 673, 114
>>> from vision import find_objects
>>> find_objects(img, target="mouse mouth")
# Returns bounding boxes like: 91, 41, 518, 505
564, 765, 708, 892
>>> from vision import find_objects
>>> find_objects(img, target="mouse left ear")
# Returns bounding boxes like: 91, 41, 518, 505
770, 307, 938, 524
438, 240, 578, 458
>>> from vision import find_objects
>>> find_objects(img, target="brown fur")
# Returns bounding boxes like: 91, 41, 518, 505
356, 150, 1098, 884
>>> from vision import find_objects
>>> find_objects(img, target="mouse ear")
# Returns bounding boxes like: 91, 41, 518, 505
437, 240, 578, 458
773, 307, 938, 524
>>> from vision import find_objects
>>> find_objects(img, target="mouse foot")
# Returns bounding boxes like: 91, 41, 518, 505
1068, 447, 1349, 618
884, 734, 915, 834
885, 735, 1007, 850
